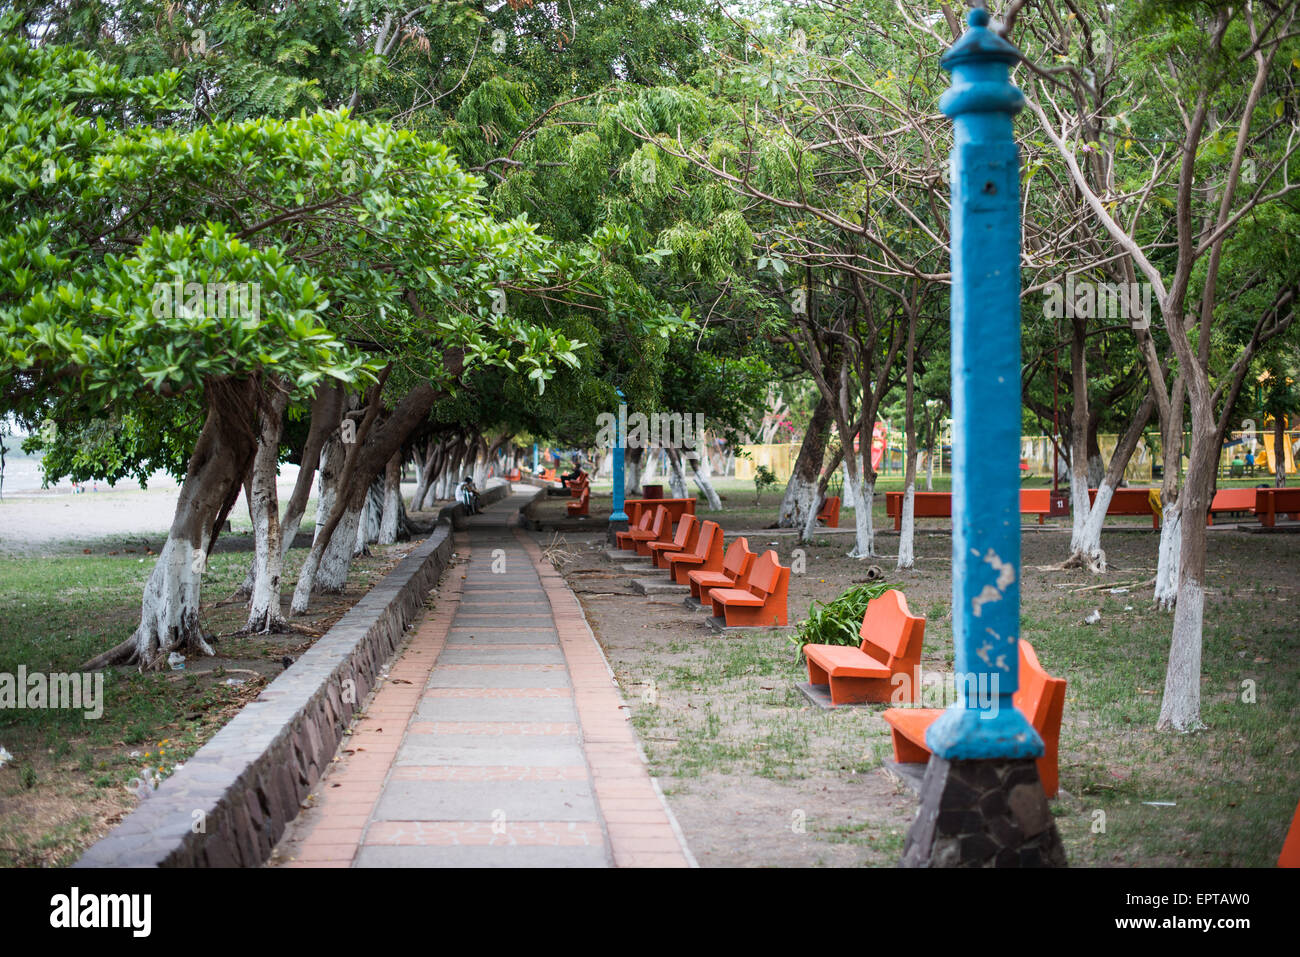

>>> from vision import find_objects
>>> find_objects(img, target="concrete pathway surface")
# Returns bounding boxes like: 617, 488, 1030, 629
272, 488, 694, 867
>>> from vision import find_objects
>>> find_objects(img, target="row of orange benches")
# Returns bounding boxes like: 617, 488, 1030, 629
614, 503, 791, 628
886, 486, 1300, 529
801, 590, 1067, 797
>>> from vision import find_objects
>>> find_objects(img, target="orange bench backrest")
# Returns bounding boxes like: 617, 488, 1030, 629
1211, 488, 1254, 509
669, 513, 698, 549
745, 550, 789, 601
1020, 489, 1049, 509
858, 589, 925, 666
633, 510, 654, 532
723, 537, 758, 588
1013, 640, 1066, 738
647, 506, 671, 540
690, 521, 722, 559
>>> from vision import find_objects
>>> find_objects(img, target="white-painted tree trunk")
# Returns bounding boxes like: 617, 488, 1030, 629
925, 448, 935, 491
1157, 574, 1205, 731
897, 483, 916, 570
1068, 467, 1090, 556
378, 453, 403, 545
688, 449, 722, 510
317, 503, 362, 593
846, 473, 876, 559
624, 451, 643, 498
1072, 478, 1113, 573
780, 473, 819, 531
666, 449, 689, 499
1153, 504, 1182, 609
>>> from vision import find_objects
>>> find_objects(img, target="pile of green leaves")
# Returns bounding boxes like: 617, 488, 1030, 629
789, 581, 892, 658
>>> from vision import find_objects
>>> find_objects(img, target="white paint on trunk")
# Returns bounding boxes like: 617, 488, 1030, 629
132, 535, 217, 663
624, 457, 643, 498
846, 474, 876, 559
666, 449, 689, 499
1072, 478, 1113, 572
1068, 466, 1090, 554
897, 482, 916, 570
1156, 576, 1205, 731
778, 473, 818, 529
316, 503, 361, 593
687, 444, 722, 510
378, 460, 403, 545
1154, 504, 1183, 609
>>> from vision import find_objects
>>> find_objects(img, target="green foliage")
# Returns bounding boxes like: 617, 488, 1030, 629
790, 581, 893, 657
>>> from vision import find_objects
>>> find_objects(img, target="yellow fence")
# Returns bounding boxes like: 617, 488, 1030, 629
734, 443, 803, 481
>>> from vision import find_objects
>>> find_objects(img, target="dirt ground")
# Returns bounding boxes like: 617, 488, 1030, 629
537, 494, 1300, 867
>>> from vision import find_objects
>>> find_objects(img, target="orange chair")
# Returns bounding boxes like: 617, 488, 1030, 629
566, 472, 590, 497
688, 538, 756, 604
708, 550, 790, 627
630, 507, 674, 557
817, 495, 841, 528
566, 485, 589, 517
881, 639, 1067, 798
665, 521, 724, 585
802, 589, 926, 706
615, 509, 654, 550
647, 513, 700, 568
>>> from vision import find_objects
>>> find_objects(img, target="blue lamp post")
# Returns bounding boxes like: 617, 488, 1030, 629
924, 7, 1042, 762
610, 389, 628, 525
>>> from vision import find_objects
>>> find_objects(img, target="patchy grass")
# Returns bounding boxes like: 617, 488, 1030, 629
558, 520, 1299, 867
0, 539, 415, 867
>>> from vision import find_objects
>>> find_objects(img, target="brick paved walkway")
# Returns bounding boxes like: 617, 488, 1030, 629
272, 488, 694, 867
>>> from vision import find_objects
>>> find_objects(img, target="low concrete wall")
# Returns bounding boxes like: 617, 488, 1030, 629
75, 524, 457, 868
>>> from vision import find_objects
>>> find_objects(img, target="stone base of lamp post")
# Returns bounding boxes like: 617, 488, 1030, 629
900, 756, 1067, 868
605, 519, 629, 545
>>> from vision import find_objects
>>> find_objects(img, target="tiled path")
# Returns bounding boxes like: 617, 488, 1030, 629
272, 489, 694, 867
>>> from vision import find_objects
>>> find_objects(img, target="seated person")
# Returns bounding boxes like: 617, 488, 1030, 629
560, 459, 586, 488
457, 475, 482, 514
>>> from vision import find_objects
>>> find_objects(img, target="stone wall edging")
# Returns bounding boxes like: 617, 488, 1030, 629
74, 522, 456, 868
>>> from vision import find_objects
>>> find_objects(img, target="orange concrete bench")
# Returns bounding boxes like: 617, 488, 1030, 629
647, 513, 700, 568
665, 520, 723, 585
614, 509, 654, 549
1020, 489, 1050, 524
817, 495, 841, 528
565, 472, 589, 497
885, 491, 952, 530
803, 589, 926, 706
1207, 487, 1255, 524
708, 550, 790, 627
566, 485, 589, 517
688, 538, 755, 604
1256, 487, 1300, 527
625, 497, 695, 527
1088, 487, 1160, 528
506, 468, 521, 481
881, 639, 1066, 798
617, 506, 671, 554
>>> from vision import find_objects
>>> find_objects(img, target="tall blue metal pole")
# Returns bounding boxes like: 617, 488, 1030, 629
610, 390, 628, 524
925, 8, 1041, 761
532, 442, 539, 475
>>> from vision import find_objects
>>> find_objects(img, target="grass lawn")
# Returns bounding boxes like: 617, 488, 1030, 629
0, 534, 416, 866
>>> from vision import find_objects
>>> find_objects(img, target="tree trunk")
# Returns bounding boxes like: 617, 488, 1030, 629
1071, 391, 1157, 573
898, 310, 918, 571
1067, 317, 1092, 556
84, 381, 258, 669
1276, 415, 1287, 487
777, 395, 832, 528
246, 386, 290, 633
665, 447, 689, 498
687, 438, 723, 510
1153, 377, 1187, 608
410, 435, 437, 510
378, 452, 404, 544
625, 446, 644, 497
1157, 399, 1218, 731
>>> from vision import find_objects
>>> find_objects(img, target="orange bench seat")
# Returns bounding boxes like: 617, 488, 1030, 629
665, 521, 723, 585
688, 538, 755, 603
881, 639, 1066, 798
708, 550, 789, 627
803, 589, 925, 706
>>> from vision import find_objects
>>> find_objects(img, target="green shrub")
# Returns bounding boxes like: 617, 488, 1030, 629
789, 581, 892, 658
